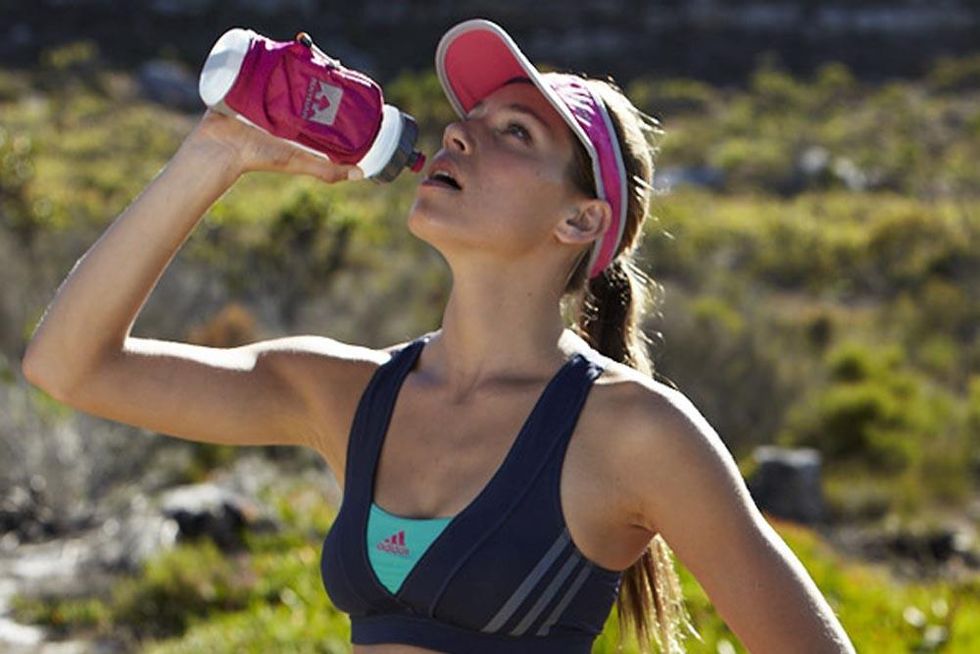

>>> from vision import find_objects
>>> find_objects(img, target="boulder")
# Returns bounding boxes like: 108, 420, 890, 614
159, 483, 278, 551
92, 497, 179, 573
653, 165, 725, 193
0, 478, 58, 543
747, 445, 826, 524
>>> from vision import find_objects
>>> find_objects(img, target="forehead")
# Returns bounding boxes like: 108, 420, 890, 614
471, 81, 571, 141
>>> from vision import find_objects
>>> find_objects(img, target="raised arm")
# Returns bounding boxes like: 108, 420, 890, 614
617, 383, 856, 654
21, 110, 368, 468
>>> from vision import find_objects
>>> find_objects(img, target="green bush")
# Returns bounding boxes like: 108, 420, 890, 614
110, 541, 253, 640
967, 376, 980, 478
862, 206, 960, 292
708, 135, 794, 191
927, 54, 980, 93
627, 77, 719, 117
780, 342, 954, 476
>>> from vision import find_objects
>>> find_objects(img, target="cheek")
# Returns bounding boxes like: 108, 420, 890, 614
487, 165, 570, 237
479, 156, 568, 215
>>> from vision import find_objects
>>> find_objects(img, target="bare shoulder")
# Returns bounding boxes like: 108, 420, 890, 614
588, 357, 696, 437
586, 365, 856, 652
586, 358, 742, 535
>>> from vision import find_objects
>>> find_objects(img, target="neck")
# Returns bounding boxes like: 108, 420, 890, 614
421, 262, 587, 398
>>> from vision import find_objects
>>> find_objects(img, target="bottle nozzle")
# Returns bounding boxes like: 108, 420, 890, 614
408, 151, 426, 173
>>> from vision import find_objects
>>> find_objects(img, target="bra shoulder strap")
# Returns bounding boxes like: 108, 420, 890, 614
341, 334, 429, 501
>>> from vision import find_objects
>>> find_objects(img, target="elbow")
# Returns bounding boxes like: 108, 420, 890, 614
21, 344, 45, 387
21, 346, 74, 402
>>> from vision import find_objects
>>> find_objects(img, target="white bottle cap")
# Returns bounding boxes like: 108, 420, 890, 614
199, 28, 255, 108
355, 105, 402, 180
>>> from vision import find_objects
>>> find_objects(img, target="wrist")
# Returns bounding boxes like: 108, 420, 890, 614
173, 134, 244, 186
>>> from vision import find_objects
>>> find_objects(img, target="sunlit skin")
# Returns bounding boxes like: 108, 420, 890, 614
401, 80, 614, 396
408, 80, 609, 268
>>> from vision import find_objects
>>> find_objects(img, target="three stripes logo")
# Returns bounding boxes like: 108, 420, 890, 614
376, 530, 410, 557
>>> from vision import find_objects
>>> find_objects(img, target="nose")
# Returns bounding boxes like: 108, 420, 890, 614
442, 119, 470, 153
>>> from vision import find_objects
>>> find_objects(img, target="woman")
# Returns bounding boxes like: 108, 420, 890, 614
23, 17, 855, 654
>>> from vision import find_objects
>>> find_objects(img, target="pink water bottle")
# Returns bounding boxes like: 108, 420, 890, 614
198, 28, 426, 182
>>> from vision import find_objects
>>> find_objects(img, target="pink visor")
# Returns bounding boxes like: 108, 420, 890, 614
435, 18, 628, 280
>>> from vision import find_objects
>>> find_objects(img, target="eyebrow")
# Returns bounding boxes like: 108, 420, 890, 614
468, 100, 554, 137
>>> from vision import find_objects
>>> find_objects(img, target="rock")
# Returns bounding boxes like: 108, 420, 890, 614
830, 519, 980, 580
882, 525, 978, 568
0, 478, 59, 543
91, 500, 179, 573
653, 165, 726, 193
137, 60, 200, 112
159, 483, 278, 551
747, 446, 826, 524
796, 145, 833, 186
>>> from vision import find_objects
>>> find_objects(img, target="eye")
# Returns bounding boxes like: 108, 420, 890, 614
503, 121, 531, 143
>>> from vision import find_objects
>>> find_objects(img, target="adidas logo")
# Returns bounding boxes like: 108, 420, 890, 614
376, 530, 410, 557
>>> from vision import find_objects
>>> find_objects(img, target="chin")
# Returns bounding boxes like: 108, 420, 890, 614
406, 203, 436, 242
405, 202, 517, 261
406, 203, 466, 250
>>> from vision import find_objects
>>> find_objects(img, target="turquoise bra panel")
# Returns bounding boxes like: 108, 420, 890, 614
367, 502, 453, 594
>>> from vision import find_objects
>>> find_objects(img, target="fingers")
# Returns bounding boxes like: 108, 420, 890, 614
313, 162, 361, 184
285, 147, 362, 184
235, 137, 363, 183
319, 162, 362, 184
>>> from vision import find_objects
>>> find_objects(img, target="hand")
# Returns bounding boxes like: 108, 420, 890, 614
181, 108, 363, 183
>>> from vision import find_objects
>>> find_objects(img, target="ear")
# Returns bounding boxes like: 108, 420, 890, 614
554, 198, 612, 247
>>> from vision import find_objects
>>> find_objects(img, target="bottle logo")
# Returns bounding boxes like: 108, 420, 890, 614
303, 78, 343, 126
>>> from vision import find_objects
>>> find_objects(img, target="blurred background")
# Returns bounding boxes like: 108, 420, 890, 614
2, 1, 979, 652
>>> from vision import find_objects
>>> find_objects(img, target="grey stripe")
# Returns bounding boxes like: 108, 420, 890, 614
535, 562, 594, 636
481, 530, 570, 633
510, 550, 582, 636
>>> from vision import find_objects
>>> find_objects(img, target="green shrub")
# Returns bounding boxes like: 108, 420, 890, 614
10, 595, 109, 636
967, 376, 980, 478
0, 124, 41, 244
927, 54, 980, 93
708, 135, 794, 191
862, 206, 960, 292
750, 65, 807, 114
627, 77, 719, 116
110, 541, 253, 639
890, 279, 980, 345
780, 342, 954, 476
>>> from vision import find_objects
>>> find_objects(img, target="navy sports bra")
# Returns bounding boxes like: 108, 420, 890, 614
320, 333, 625, 653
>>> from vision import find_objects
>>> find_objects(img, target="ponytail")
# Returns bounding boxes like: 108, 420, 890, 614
576, 257, 652, 377
561, 78, 697, 654
565, 252, 692, 654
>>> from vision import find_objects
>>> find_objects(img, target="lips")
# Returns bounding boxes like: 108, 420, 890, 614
424, 158, 463, 190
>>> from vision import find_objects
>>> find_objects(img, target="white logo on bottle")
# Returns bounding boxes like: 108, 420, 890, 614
303, 78, 343, 126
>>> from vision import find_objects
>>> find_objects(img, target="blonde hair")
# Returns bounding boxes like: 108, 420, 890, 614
561, 75, 700, 654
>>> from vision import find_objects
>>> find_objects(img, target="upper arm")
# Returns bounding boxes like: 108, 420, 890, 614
621, 386, 855, 654
33, 334, 385, 470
